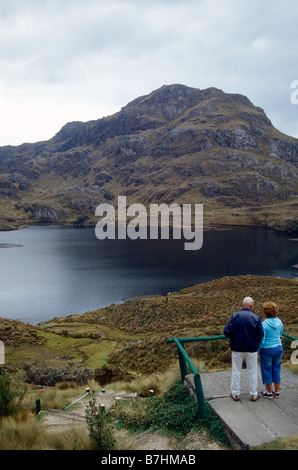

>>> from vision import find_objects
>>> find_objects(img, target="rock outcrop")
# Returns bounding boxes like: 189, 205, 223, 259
24, 204, 69, 223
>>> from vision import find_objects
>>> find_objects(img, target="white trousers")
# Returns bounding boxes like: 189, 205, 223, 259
231, 351, 258, 397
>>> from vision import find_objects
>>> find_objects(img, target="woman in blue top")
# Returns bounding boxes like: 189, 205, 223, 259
259, 302, 283, 399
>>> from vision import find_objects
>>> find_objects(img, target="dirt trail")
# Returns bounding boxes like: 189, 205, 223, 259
39, 390, 223, 451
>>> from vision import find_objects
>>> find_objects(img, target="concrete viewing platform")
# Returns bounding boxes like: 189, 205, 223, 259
185, 367, 298, 449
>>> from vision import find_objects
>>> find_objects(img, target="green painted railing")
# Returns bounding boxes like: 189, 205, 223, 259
166, 332, 297, 419
282, 333, 298, 342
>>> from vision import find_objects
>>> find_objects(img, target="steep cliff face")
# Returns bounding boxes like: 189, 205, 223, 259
0, 84, 297, 231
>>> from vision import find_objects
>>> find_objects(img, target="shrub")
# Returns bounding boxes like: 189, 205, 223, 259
0, 370, 27, 417
111, 381, 198, 435
24, 364, 93, 386
94, 364, 134, 386
85, 397, 115, 450
111, 381, 231, 446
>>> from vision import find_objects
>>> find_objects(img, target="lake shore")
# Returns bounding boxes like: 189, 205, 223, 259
0, 225, 296, 324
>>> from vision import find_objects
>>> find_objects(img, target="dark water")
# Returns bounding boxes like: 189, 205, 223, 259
0, 225, 296, 323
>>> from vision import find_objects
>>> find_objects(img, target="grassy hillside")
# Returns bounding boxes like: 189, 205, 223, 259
2, 275, 297, 378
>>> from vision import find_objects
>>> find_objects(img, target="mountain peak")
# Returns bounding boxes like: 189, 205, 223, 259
0, 84, 297, 232
120, 84, 262, 123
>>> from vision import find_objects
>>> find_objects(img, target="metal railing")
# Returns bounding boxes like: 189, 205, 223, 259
166, 332, 297, 419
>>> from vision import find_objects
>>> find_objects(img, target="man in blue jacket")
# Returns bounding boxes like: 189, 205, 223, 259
224, 297, 264, 402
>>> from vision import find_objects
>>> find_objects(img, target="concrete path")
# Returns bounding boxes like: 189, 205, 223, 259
185, 367, 298, 449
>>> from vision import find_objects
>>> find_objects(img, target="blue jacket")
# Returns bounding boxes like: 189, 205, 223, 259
224, 307, 264, 353
259, 317, 283, 350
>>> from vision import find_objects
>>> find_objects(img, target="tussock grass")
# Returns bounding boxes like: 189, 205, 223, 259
107, 365, 182, 396
0, 413, 42, 450
252, 434, 298, 451
21, 380, 100, 414
0, 380, 102, 450
0, 413, 93, 450
104, 360, 207, 397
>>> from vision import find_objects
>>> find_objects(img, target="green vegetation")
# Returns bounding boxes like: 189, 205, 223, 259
109, 381, 231, 448
0, 274, 297, 450
23, 364, 93, 387
253, 435, 298, 451
1, 275, 297, 378
0, 370, 27, 417
85, 396, 116, 450
0, 413, 94, 450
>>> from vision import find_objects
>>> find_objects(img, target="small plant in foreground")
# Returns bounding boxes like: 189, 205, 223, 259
85, 396, 115, 450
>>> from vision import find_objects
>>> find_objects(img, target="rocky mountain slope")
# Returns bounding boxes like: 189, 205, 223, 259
0, 84, 297, 231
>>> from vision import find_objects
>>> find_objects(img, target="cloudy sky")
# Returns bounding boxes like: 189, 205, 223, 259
0, 0, 298, 146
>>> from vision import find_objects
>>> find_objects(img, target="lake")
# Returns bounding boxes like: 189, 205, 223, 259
0, 225, 297, 324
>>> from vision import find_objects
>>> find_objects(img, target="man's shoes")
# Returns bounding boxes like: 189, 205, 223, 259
261, 391, 273, 399
272, 391, 280, 398
231, 394, 240, 401
250, 395, 259, 402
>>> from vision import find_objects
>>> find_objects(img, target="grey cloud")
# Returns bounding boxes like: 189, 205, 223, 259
0, 0, 298, 144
